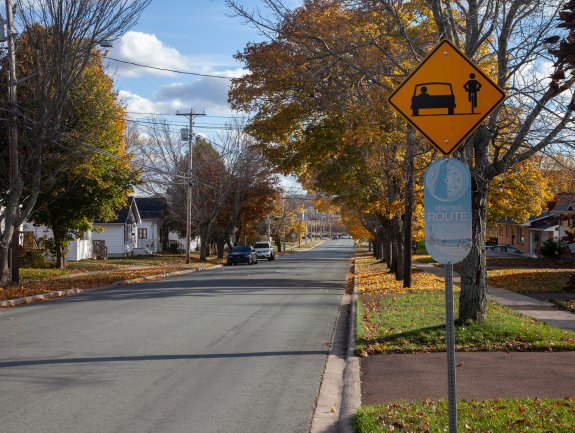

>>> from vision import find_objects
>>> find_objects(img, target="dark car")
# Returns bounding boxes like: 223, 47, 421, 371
485, 245, 537, 259
227, 246, 258, 265
332, 235, 339, 240
411, 83, 456, 116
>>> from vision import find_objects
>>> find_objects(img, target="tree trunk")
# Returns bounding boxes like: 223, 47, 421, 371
216, 236, 225, 259
382, 226, 392, 269
199, 225, 211, 261
275, 234, 282, 252
392, 214, 404, 281
0, 242, 8, 284
459, 182, 489, 322
51, 221, 67, 270
403, 125, 415, 288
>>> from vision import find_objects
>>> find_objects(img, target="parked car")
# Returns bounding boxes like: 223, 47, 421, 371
332, 235, 339, 240
485, 245, 537, 259
254, 241, 275, 261
227, 246, 258, 265
339, 235, 353, 239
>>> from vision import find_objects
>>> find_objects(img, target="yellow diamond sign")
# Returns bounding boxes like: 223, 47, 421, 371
388, 39, 506, 156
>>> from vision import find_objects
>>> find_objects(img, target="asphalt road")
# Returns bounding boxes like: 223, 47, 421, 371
0, 239, 353, 433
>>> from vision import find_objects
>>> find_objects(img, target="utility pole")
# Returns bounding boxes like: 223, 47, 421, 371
303, 211, 307, 244
266, 213, 271, 243
6, 0, 19, 283
298, 213, 301, 247
176, 109, 206, 264
282, 190, 285, 252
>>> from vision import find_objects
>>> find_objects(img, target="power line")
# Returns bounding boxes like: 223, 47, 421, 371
107, 57, 238, 79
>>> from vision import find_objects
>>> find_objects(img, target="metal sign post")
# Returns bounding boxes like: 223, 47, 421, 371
423, 158, 472, 433
445, 260, 457, 432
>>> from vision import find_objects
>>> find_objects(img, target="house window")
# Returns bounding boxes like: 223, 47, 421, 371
506, 225, 510, 236
519, 227, 524, 243
138, 228, 147, 239
125, 224, 132, 243
561, 219, 569, 226
499, 224, 504, 235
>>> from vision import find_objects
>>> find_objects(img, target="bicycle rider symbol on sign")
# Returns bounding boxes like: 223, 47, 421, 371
463, 73, 482, 114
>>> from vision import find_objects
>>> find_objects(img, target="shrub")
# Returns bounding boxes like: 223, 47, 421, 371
486, 236, 498, 246
19, 248, 49, 268
540, 238, 565, 258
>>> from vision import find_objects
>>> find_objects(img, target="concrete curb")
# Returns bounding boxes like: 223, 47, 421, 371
339, 252, 361, 433
0, 265, 223, 308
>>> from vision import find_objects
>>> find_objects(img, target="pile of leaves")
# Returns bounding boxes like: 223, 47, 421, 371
355, 397, 575, 432
356, 255, 445, 295
487, 269, 571, 293
355, 294, 575, 356
0, 262, 219, 303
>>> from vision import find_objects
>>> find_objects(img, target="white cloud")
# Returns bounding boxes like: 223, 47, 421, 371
107, 31, 246, 79
154, 77, 232, 113
110, 31, 189, 77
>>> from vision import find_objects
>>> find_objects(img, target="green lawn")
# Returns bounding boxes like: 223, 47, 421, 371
356, 294, 575, 356
355, 397, 575, 432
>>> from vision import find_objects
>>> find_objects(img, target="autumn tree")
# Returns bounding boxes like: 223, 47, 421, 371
0, 0, 150, 284
228, 0, 575, 322
26, 51, 139, 269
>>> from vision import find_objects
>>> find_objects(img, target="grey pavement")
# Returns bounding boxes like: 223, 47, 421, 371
0, 239, 354, 433
414, 260, 575, 332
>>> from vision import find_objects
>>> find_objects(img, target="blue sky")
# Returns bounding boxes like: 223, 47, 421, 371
105, 0, 301, 189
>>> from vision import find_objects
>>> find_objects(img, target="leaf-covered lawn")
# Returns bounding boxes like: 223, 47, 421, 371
486, 256, 574, 269
355, 397, 575, 432
356, 253, 446, 295
355, 294, 575, 356
15, 252, 225, 282
0, 262, 221, 302
487, 269, 571, 293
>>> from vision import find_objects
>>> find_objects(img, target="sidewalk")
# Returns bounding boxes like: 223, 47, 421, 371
414, 260, 575, 332
359, 260, 575, 408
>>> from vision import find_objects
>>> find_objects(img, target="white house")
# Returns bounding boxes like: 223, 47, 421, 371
93, 196, 141, 258
30, 224, 94, 261
134, 197, 165, 253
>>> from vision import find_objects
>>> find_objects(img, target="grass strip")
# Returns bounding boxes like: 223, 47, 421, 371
356, 294, 575, 356
354, 397, 575, 432
487, 269, 571, 293
547, 299, 575, 314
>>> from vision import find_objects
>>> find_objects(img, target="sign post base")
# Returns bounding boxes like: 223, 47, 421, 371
445, 262, 457, 432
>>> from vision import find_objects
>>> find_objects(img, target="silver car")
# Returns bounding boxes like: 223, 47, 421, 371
254, 241, 275, 261
485, 245, 537, 258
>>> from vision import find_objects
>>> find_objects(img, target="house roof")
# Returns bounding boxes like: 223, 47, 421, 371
135, 197, 165, 220
549, 193, 575, 213
96, 196, 141, 224
497, 212, 552, 226
529, 222, 557, 231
